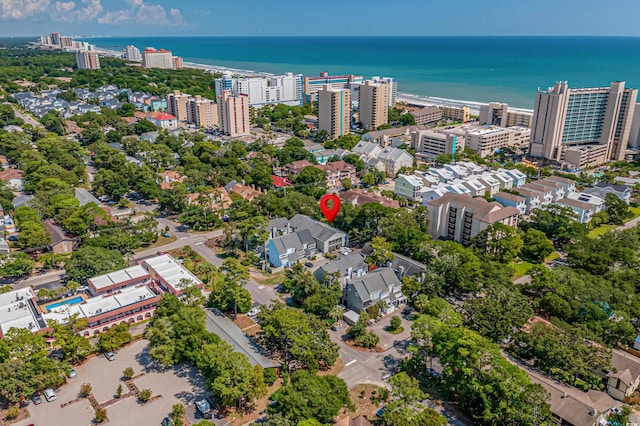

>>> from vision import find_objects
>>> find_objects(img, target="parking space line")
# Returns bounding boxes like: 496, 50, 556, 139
345, 359, 357, 367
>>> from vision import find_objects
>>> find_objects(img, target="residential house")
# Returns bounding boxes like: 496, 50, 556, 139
606, 349, 640, 401
146, 112, 178, 129
457, 161, 484, 176
75, 188, 101, 206
376, 146, 413, 177
585, 183, 632, 204
0, 169, 24, 191
64, 120, 85, 136
443, 164, 470, 179
352, 140, 383, 158
519, 183, 553, 205
421, 187, 448, 204
225, 181, 262, 202
428, 168, 455, 184
313, 253, 368, 286
526, 180, 565, 202
566, 192, 605, 213
556, 198, 596, 223
158, 171, 185, 190
427, 192, 519, 246
491, 171, 514, 190
499, 168, 527, 187
186, 188, 232, 211
333, 415, 374, 426
478, 174, 501, 197
266, 229, 317, 268
283, 159, 313, 177
493, 192, 527, 215
315, 160, 358, 189
542, 175, 577, 195
339, 189, 400, 209
271, 175, 292, 188
43, 219, 77, 254
444, 182, 472, 196
344, 267, 406, 314
394, 174, 426, 201
288, 214, 347, 253
360, 243, 427, 279
460, 179, 487, 197
514, 188, 543, 214
360, 125, 421, 147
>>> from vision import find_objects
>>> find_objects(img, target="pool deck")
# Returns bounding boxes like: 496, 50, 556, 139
39, 294, 88, 313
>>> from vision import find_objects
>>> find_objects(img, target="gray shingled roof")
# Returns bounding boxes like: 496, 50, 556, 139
314, 253, 367, 280
361, 244, 426, 277
289, 214, 345, 243
270, 229, 315, 257
348, 268, 401, 304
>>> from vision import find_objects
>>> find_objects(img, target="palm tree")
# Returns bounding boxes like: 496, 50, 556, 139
328, 305, 345, 322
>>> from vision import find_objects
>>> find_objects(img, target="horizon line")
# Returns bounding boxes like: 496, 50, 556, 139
5, 34, 640, 39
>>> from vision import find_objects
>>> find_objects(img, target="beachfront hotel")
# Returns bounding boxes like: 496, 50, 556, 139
318, 84, 351, 138
217, 91, 250, 137
304, 72, 363, 103
142, 48, 183, 69
123, 45, 142, 62
75, 50, 100, 70
529, 81, 638, 168
214, 73, 304, 107
359, 80, 389, 130
479, 102, 532, 128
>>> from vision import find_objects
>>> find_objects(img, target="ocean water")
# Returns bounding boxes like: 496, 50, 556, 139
84, 36, 640, 109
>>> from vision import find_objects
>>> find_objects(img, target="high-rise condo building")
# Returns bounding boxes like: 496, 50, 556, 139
142, 48, 175, 69
75, 50, 100, 70
318, 85, 351, 138
50, 32, 61, 46
304, 72, 363, 103
60, 36, 73, 49
40, 35, 51, 45
371, 76, 397, 107
359, 80, 389, 131
217, 91, 250, 137
479, 102, 532, 127
173, 57, 183, 70
214, 73, 303, 107
124, 45, 142, 62
167, 90, 191, 121
188, 95, 218, 128
529, 81, 638, 168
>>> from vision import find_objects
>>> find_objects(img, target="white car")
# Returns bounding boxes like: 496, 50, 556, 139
43, 388, 57, 402
248, 307, 261, 317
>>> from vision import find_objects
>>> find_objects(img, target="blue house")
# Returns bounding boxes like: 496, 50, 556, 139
266, 230, 317, 268
493, 192, 527, 215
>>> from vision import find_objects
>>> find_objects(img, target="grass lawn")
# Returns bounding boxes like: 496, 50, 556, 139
385, 326, 404, 335
251, 269, 285, 286
511, 261, 534, 278
544, 251, 560, 263
626, 206, 640, 222
132, 234, 177, 252
587, 224, 617, 238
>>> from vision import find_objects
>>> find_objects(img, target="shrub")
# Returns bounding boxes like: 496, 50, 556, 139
116, 384, 122, 398
264, 368, 278, 385
95, 407, 107, 423
79, 383, 92, 397
122, 367, 134, 380
139, 388, 152, 402
5, 405, 20, 420
390, 315, 402, 331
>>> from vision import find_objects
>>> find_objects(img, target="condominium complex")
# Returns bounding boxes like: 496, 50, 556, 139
60, 36, 73, 49
427, 192, 519, 246
75, 50, 100, 70
214, 73, 304, 107
123, 45, 142, 62
410, 106, 442, 125
167, 90, 191, 121
480, 102, 533, 127
304, 72, 363, 103
359, 80, 389, 130
50, 32, 61, 46
371, 76, 397, 107
529, 81, 638, 167
440, 105, 471, 122
188, 95, 218, 128
217, 91, 250, 137
142, 48, 182, 69
318, 85, 351, 138
412, 129, 462, 160
464, 125, 531, 157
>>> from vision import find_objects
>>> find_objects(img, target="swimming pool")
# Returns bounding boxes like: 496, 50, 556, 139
44, 296, 85, 313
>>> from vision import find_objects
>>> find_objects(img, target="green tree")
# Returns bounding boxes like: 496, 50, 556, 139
390, 315, 402, 331
97, 323, 132, 352
0, 252, 35, 278
122, 367, 134, 380
295, 166, 327, 199
473, 222, 523, 262
65, 246, 126, 281
93, 169, 129, 201
94, 407, 108, 423
368, 236, 395, 266
604, 193, 632, 224
521, 228, 554, 263
16, 221, 51, 250
139, 388, 152, 402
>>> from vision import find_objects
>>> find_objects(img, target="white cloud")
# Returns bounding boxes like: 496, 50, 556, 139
97, 9, 129, 24
52, 0, 103, 22
0, 0, 51, 21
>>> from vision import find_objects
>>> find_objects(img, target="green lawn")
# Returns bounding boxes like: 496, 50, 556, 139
587, 224, 617, 238
511, 261, 535, 279
625, 206, 640, 222
544, 251, 560, 263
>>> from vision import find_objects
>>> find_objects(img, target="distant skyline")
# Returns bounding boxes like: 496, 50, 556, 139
0, 0, 637, 37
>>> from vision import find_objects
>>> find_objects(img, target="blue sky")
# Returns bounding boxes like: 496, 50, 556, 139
0, 0, 638, 37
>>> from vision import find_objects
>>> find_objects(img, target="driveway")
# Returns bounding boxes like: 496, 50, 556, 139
368, 314, 413, 351
14, 339, 216, 426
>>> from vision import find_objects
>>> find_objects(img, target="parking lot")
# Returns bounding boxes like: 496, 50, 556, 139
14, 339, 214, 426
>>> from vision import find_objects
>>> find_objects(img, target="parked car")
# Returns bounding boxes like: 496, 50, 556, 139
376, 407, 386, 418
195, 398, 212, 418
43, 388, 57, 402
331, 320, 347, 331
68, 368, 77, 378
304, 262, 313, 268
426, 368, 441, 378
402, 306, 413, 315
32, 393, 42, 405
248, 307, 261, 317
161, 417, 174, 426
105, 352, 116, 361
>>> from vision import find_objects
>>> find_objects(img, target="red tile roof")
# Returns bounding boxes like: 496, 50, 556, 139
272, 175, 292, 188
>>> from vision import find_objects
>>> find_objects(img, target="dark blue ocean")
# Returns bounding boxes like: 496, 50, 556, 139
84, 36, 640, 108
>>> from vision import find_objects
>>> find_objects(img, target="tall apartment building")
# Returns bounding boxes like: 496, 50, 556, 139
529, 81, 638, 167
480, 102, 532, 127
214, 73, 303, 107
142, 48, 175, 69
410, 106, 442, 125
412, 130, 462, 160
217, 91, 250, 137
465, 125, 531, 157
318, 85, 351, 138
188, 95, 218, 128
426, 192, 519, 246
359, 80, 389, 130
304, 72, 363, 103
372, 76, 397, 107
124, 45, 142, 61
40, 35, 51, 45
173, 57, 183, 70
167, 90, 190, 121
440, 105, 471, 122
60, 36, 73, 49
50, 32, 61, 46
75, 50, 100, 70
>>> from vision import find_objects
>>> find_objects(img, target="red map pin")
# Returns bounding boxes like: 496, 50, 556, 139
320, 194, 341, 222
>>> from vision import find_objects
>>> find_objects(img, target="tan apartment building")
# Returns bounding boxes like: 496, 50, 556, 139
480, 102, 533, 128
187, 95, 218, 128
427, 192, 519, 246
465, 125, 531, 157
318, 85, 351, 138
529, 81, 638, 167
315, 160, 358, 189
359, 80, 389, 130
75, 50, 100, 70
142, 48, 175, 69
440, 105, 471, 122
217, 91, 250, 137
412, 129, 463, 161
167, 90, 190, 121
410, 106, 442, 125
